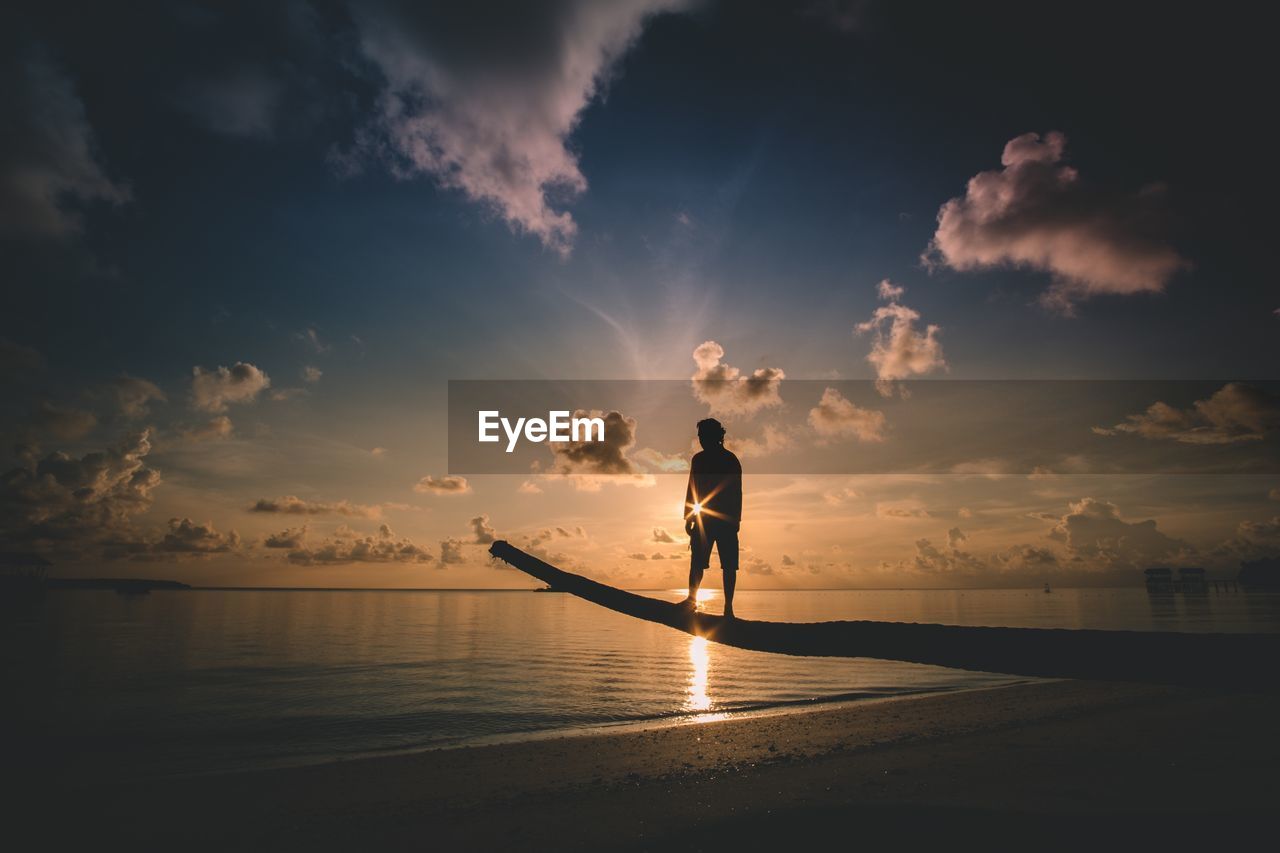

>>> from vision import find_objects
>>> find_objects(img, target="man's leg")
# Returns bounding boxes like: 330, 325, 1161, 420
685, 531, 710, 607
719, 526, 739, 617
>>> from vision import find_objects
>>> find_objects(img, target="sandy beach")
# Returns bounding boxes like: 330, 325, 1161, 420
18, 678, 1278, 850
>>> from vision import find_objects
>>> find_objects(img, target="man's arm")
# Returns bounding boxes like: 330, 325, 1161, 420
684, 458, 698, 535
729, 456, 743, 528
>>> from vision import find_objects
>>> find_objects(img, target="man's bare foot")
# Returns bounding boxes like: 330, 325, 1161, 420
677, 597, 697, 610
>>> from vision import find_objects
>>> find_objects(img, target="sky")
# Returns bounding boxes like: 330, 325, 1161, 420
2, 0, 1277, 588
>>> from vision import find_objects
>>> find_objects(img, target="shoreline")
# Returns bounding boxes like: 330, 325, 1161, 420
21, 678, 1280, 849
307, 677, 1035, 778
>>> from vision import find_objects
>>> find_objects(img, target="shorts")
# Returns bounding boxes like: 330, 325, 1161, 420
690, 521, 739, 572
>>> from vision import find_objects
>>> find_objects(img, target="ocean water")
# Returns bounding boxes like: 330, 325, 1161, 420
4, 587, 1278, 784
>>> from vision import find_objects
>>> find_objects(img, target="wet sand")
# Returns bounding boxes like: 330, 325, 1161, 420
20, 679, 1280, 850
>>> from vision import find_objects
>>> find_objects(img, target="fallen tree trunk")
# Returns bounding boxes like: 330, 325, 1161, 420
490, 540, 1279, 689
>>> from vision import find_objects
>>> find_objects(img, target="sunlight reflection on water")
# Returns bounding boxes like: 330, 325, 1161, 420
5, 587, 1277, 782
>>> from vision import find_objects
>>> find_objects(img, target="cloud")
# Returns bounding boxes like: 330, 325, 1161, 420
1048, 498, 1191, 570
0, 430, 161, 555
875, 278, 904, 300
725, 423, 799, 459
905, 527, 1061, 578
808, 387, 886, 442
855, 284, 946, 397
949, 458, 1011, 478
288, 523, 433, 565
1212, 516, 1280, 563
912, 533, 987, 574
414, 474, 471, 495
249, 495, 384, 518
469, 514, 496, 544
344, 0, 685, 255
301, 366, 323, 384
29, 401, 97, 441
691, 341, 785, 417
1093, 383, 1279, 445
991, 545, 1060, 574
264, 525, 308, 549
1271, 488, 1280, 501
925, 131, 1186, 312
548, 409, 642, 476
877, 502, 932, 520
517, 480, 543, 494
516, 525, 589, 565
439, 537, 466, 564
178, 68, 285, 138
1, 49, 131, 236
102, 375, 166, 420
781, 553, 796, 567
294, 328, 330, 353
179, 416, 234, 443
190, 362, 271, 412
632, 447, 690, 473
101, 516, 243, 562
651, 527, 675, 543
0, 338, 45, 377
154, 517, 241, 555
823, 486, 860, 505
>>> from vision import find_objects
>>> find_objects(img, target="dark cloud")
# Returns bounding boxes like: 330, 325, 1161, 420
0, 429, 160, 554
1211, 516, 1280, 563
288, 523, 433, 565
439, 537, 466, 564
925, 132, 1186, 313
0, 48, 131, 236
249, 495, 383, 518
1094, 383, 1279, 445
548, 409, 641, 476
912, 531, 986, 574
154, 517, 241, 554
691, 341, 785, 417
651, 526, 675, 543
414, 474, 470, 495
469, 514, 495, 544
1048, 498, 1191, 570
264, 524, 307, 549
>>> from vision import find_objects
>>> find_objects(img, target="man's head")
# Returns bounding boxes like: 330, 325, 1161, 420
696, 418, 726, 451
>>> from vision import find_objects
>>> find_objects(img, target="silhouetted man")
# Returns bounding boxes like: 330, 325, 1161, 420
680, 418, 742, 617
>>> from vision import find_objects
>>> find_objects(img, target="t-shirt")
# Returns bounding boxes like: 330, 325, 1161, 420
683, 446, 742, 525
